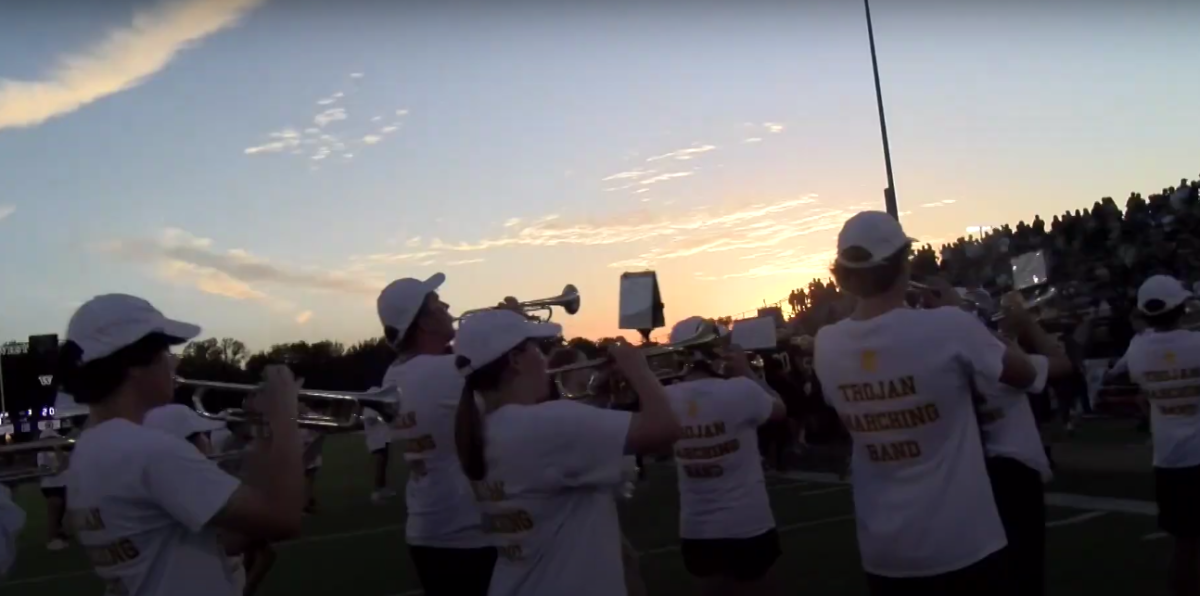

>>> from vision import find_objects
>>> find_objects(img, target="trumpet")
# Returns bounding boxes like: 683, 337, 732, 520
178, 378, 402, 432
457, 284, 581, 323
549, 323, 724, 401
0, 437, 247, 483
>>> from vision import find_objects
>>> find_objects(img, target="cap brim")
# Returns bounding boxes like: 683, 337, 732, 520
423, 272, 446, 293
160, 318, 202, 344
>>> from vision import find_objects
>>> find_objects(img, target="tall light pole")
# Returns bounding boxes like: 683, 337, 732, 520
864, 0, 898, 219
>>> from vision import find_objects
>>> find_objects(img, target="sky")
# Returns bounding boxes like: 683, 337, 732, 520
0, 0, 1197, 350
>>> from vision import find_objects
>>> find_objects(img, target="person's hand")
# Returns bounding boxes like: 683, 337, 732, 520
919, 277, 961, 309
496, 297, 522, 313
256, 365, 301, 429
717, 344, 754, 377
998, 291, 1036, 336
607, 342, 651, 380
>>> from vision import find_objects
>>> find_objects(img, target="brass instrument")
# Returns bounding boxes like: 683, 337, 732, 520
457, 284, 581, 323
549, 323, 724, 401
0, 437, 247, 483
178, 378, 401, 431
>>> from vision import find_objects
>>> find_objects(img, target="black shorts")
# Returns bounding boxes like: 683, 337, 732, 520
1155, 464, 1200, 538
680, 528, 781, 582
41, 486, 66, 501
408, 545, 497, 596
987, 456, 1045, 596
866, 548, 1010, 596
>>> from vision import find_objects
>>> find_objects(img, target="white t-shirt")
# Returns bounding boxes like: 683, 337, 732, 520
475, 400, 632, 596
814, 307, 1009, 578
382, 355, 486, 548
66, 419, 242, 596
0, 485, 26, 577
665, 377, 776, 540
976, 354, 1053, 481
362, 408, 391, 453
38, 428, 69, 489
1122, 329, 1200, 468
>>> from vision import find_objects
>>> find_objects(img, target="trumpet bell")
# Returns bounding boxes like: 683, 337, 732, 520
457, 284, 581, 323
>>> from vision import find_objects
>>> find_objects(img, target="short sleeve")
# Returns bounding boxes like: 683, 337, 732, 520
142, 433, 241, 533
1025, 355, 1051, 395
728, 377, 774, 429
947, 308, 1008, 387
540, 401, 632, 488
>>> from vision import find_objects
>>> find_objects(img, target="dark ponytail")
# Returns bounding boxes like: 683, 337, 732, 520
454, 346, 524, 481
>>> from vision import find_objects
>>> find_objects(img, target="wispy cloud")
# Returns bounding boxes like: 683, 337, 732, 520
602, 169, 656, 182
314, 107, 347, 127
447, 258, 485, 266
362, 134, 381, 144
920, 199, 958, 209
503, 218, 522, 228
0, 0, 265, 132
349, 73, 365, 79
743, 137, 763, 144
639, 172, 693, 185
396, 109, 409, 116
295, 310, 314, 324
763, 122, 785, 134
244, 128, 302, 154
404, 237, 422, 248
96, 228, 387, 316
0, 205, 14, 222
645, 144, 717, 162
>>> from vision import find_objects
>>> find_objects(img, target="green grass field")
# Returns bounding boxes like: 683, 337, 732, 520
0, 428, 1174, 596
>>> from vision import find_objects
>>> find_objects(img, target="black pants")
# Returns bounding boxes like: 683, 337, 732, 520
987, 456, 1046, 596
866, 548, 1010, 596
409, 545, 497, 596
680, 529, 781, 582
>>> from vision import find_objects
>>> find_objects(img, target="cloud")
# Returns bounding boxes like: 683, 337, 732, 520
0, 0, 265, 132
602, 169, 655, 182
646, 144, 717, 162
295, 310, 314, 324
244, 128, 302, 154
0, 205, 14, 222
920, 199, 958, 209
349, 72, 364, 79
396, 109, 409, 116
743, 137, 763, 144
764, 122, 785, 134
405, 237, 422, 248
314, 108, 347, 127
97, 228, 385, 316
639, 172, 693, 185
447, 258, 485, 266
380, 125, 398, 134
503, 218, 522, 228
362, 134, 381, 144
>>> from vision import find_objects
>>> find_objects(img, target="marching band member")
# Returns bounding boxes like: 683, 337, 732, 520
1119, 275, 1200, 596
454, 309, 682, 596
813, 212, 1063, 596
361, 400, 397, 504
0, 484, 27, 579
376, 274, 495, 595
546, 347, 649, 596
664, 316, 788, 596
964, 290, 1070, 596
58, 294, 305, 596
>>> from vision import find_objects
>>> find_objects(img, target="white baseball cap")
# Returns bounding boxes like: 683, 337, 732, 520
669, 316, 708, 345
836, 211, 916, 268
144, 404, 225, 440
453, 310, 562, 376
377, 273, 446, 334
1137, 275, 1192, 315
67, 294, 201, 364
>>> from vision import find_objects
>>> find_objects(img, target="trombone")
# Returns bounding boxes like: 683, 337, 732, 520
178, 378, 402, 432
456, 284, 581, 323
0, 437, 248, 484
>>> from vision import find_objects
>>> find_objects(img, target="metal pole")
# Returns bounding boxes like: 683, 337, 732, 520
864, 0, 898, 219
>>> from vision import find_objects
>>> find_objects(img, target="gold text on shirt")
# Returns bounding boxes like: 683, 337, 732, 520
471, 480, 508, 502
837, 376, 918, 403
1142, 368, 1200, 383
674, 438, 741, 461
681, 421, 726, 440
839, 403, 941, 434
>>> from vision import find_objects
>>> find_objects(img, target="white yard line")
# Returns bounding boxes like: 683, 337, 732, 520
1045, 511, 1108, 527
